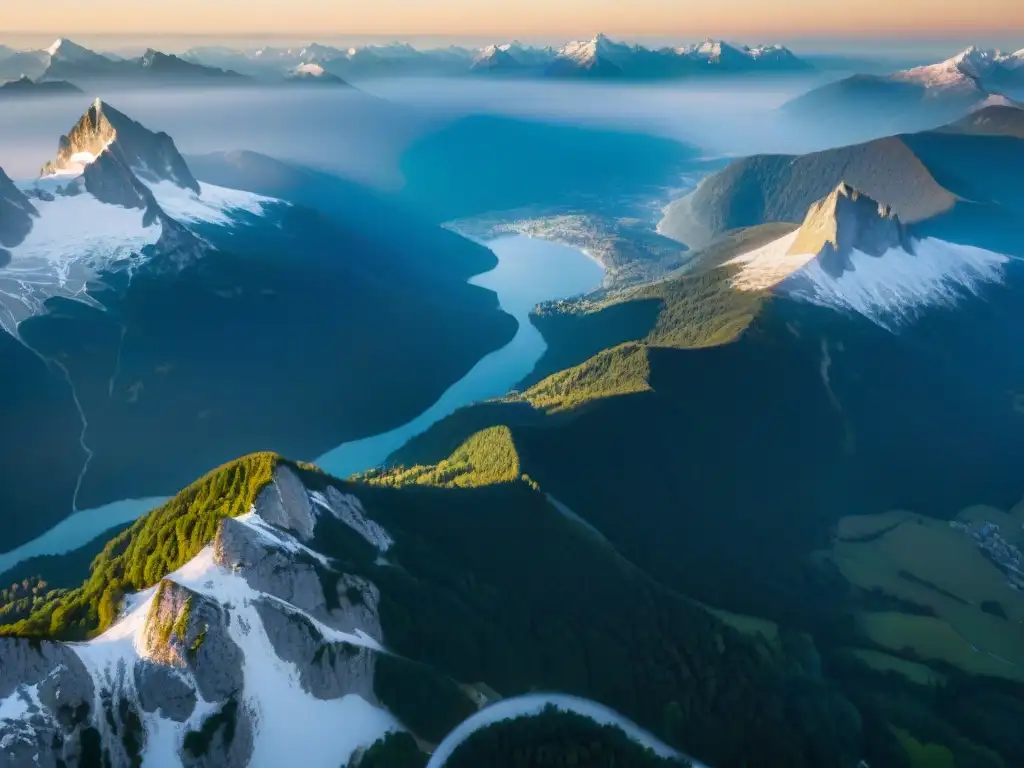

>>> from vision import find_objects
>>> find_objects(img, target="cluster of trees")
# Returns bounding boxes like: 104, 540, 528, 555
356, 732, 427, 768
445, 706, 690, 768
374, 653, 478, 744
0, 577, 58, 625
519, 343, 652, 413
359, 426, 522, 489
0, 452, 280, 640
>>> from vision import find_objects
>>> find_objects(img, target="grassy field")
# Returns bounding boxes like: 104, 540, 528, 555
826, 505, 1024, 680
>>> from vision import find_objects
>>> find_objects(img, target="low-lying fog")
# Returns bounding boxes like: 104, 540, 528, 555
0, 71, 854, 187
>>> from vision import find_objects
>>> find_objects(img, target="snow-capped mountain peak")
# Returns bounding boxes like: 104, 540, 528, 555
696, 38, 724, 57
40, 99, 201, 194
726, 183, 1009, 325
0, 103, 272, 334
45, 38, 65, 57
557, 33, 623, 64
44, 37, 105, 64
894, 46, 999, 89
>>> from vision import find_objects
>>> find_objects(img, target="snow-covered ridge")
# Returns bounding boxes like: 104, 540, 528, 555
892, 45, 1024, 91
0, 465, 402, 766
176, 34, 805, 77
0, 101, 276, 336
726, 185, 1009, 327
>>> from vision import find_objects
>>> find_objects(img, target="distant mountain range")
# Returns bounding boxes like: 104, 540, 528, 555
0, 38, 251, 88
0, 98, 514, 556
179, 34, 810, 80
0, 74, 81, 97
783, 45, 1024, 141
0, 33, 811, 94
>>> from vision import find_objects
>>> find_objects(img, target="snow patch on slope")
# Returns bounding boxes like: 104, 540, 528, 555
146, 180, 272, 225
0, 189, 160, 329
0, 684, 39, 724
7, 187, 158, 267
728, 231, 1009, 325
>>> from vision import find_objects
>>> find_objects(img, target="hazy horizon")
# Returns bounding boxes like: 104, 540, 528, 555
2, 0, 1021, 51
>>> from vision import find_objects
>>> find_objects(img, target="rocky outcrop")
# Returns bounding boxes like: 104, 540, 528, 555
788, 182, 909, 278
0, 638, 95, 768
134, 661, 198, 721
252, 464, 318, 540
180, 698, 254, 768
0, 167, 37, 248
214, 516, 384, 643
216, 516, 327, 613
80, 149, 150, 210
254, 599, 377, 701
41, 99, 200, 193
141, 580, 244, 703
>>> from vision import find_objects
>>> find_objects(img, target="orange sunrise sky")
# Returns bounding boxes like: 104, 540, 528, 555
1, 0, 1020, 39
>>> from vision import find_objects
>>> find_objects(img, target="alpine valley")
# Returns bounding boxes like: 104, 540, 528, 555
2, 31, 1024, 768
0, 98, 515, 554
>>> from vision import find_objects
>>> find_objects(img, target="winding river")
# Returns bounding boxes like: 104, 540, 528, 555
0, 235, 604, 576
427, 693, 710, 768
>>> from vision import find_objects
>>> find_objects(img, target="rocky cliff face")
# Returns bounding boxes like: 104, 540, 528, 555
0, 465, 395, 767
788, 182, 909, 277
0, 167, 37, 251
0, 639, 95, 768
41, 99, 200, 193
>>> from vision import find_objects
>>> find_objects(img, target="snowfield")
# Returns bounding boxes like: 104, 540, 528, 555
727, 231, 1009, 326
146, 181, 273, 225
0, 189, 161, 332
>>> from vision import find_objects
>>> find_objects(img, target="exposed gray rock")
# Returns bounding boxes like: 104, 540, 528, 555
0, 167, 36, 249
140, 580, 244, 703
216, 516, 328, 614
180, 698, 254, 768
254, 599, 377, 701
81, 149, 149, 210
0, 713, 63, 768
214, 517, 384, 644
0, 638, 93, 709
252, 465, 317, 540
789, 182, 909, 278
135, 661, 197, 722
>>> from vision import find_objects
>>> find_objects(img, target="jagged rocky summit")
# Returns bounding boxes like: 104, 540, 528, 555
40, 98, 200, 193
0, 465, 394, 768
787, 181, 909, 278
726, 182, 1007, 324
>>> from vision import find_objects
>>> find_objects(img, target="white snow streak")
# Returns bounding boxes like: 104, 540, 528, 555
146, 181, 273, 225
426, 693, 706, 768
310, 488, 394, 552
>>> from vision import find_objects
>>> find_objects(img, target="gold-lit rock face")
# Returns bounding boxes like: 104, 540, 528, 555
787, 182, 907, 276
